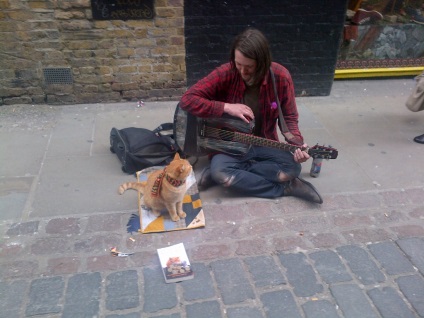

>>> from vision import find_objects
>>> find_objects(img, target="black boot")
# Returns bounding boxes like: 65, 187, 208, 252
284, 178, 323, 204
413, 134, 424, 144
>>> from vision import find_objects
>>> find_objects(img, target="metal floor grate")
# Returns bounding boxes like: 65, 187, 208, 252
43, 68, 73, 84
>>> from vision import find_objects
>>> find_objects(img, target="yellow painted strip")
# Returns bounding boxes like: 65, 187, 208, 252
334, 67, 424, 79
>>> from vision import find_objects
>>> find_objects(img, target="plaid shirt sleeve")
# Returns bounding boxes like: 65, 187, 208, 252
180, 63, 237, 118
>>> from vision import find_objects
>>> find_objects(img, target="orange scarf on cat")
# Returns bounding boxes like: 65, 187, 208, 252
151, 167, 186, 197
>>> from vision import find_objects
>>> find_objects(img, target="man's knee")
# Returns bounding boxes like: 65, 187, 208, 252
212, 171, 234, 187
277, 171, 293, 182
277, 164, 301, 182
222, 175, 235, 187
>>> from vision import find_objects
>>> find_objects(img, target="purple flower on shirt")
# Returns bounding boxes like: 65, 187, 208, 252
271, 102, 277, 109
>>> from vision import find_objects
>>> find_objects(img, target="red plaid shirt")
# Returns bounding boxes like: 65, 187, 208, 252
180, 62, 303, 143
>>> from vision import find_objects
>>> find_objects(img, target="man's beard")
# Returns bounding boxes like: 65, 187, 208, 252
244, 75, 256, 86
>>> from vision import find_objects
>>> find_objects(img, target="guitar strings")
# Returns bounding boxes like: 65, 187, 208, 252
205, 126, 260, 142
204, 126, 335, 159
204, 126, 296, 150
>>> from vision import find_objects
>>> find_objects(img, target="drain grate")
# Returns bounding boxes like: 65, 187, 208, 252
43, 68, 73, 85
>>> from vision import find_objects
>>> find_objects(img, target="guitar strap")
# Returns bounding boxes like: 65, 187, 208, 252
269, 69, 302, 146
173, 104, 199, 158
185, 110, 200, 155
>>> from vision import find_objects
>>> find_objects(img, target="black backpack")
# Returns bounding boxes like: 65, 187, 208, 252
110, 123, 180, 174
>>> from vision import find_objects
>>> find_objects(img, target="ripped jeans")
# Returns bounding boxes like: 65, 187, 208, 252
210, 146, 301, 198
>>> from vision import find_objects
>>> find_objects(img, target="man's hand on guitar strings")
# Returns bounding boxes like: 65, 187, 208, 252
293, 144, 310, 163
223, 103, 254, 123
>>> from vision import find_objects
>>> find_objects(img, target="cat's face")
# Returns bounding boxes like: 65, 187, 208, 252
167, 153, 192, 180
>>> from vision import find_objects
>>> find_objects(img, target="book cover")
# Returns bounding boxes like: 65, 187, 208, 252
157, 243, 194, 283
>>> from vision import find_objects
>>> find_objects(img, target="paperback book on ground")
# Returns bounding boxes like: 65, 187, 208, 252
157, 243, 194, 283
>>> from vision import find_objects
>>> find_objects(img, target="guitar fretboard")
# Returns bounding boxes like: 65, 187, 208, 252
204, 126, 308, 154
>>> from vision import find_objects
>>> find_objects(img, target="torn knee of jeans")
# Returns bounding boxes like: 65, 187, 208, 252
277, 171, 292, 182
222, 175, 235, 187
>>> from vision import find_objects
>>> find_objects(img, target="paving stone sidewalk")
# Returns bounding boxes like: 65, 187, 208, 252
1, 188, 424, 318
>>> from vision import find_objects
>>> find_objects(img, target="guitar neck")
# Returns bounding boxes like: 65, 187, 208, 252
175, 107, 337, 159
232, 130, 305, 153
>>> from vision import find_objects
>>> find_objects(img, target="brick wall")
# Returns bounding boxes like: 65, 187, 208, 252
184, 0, 347, 96
0, 0, 347, 105
0, 0, 186, 105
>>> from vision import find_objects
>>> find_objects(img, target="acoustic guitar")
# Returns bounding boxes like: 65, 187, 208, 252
173, 105, 338, 160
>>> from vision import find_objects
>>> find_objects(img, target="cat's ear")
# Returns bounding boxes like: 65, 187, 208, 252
174, 152, 181, 160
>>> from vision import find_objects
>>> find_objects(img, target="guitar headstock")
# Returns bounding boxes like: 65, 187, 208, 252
309, 144, 338, 160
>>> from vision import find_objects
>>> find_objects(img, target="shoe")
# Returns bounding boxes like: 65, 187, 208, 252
196, 167, 216, 190
413, 133, 424, 144
351, 8, 383, 25
404, 7, 424, 24
284, 178, 323, 204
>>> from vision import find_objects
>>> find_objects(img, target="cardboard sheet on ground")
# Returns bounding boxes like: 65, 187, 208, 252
127, 166, 205, 234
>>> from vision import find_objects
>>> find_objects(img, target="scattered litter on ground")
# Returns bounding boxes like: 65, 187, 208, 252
110, 247, 134, 257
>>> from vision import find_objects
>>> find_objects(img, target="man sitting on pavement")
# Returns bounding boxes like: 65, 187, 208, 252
179, 28, 323, 204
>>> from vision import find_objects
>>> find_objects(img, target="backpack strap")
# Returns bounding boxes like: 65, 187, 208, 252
152, 122, 186, 157
153, 123, 174, 133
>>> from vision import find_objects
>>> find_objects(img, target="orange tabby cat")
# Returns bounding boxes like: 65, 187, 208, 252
118, 153, 192, 222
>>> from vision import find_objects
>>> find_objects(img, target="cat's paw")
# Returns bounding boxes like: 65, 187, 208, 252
178, 211, 186, 219
152, 210, 161, 217
118, 186, 125, 194
171, 215, 180, 222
